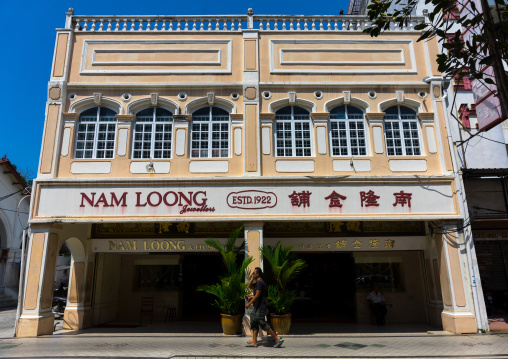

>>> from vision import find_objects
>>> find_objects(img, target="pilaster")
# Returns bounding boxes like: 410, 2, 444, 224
116, 115, 134, 157
243, 221, 264, 337
173, 115, 191, 157
435, 225, 478, 333
242, 29, 260, 176
16, 229, 60, 337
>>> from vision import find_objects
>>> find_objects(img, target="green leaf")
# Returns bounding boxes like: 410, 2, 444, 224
479, 54, 498, 66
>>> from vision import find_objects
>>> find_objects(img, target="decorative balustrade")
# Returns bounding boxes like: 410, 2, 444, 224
69, 14, 425, 33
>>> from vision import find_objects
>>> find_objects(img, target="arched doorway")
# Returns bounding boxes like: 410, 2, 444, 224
54, 237, 90, 331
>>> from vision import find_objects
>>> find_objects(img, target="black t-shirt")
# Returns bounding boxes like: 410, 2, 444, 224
254, 278, 268, 311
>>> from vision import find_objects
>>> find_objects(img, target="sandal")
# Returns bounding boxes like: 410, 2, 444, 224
273, 339, 284, 348
246, 342, 258, 347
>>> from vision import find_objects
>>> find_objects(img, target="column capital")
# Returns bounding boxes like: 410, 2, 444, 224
244, 221, 264, 228
115, 114, 134, 122
173, 114, 192, 122
417, 112, 435, 124
311, 112, 329, 123
62, 112, 79, 121
260, 113, 275, 124
365, 112, 385, 124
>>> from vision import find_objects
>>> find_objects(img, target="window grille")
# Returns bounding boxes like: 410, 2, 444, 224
132, 108, 173, 159
275, 106, 312, 157
75, 107, 117, 159
329, 105, 367, 156
383, 106, 421, 156
190, 107, 230, 158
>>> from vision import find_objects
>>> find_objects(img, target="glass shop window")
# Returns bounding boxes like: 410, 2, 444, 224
354, 256, 404, 292
133, 264, 182, 292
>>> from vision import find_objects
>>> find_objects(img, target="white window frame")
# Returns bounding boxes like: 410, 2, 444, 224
74, 107, 117, 159
329, 105, 368, 157
190, 106, 231, 159
132, 108, 174, 159
274, 106, 313, 157
383, 105, 423, 156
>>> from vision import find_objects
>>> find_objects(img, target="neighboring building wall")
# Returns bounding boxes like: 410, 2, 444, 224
0, 159, 29, 302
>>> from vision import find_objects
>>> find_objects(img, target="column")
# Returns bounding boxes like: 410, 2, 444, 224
435, 224, 478, 333
116, 115, 134, 157
365, 112, 386, 155
311, 113, 329, 157
424, 231, 444, 327
243, 30, 260, 176
62, 260, 88, 329
16, 229, 59, 337
243, 222, 264, 336
173, 115, 191, 157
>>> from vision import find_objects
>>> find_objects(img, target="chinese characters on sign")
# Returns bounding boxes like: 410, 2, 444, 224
325, 191, 347, 208
393, 191, 412, 207
287, 190, 414, 209
360, 190, 380, 207
289, 191, 312, 208
299, 239, 396, 250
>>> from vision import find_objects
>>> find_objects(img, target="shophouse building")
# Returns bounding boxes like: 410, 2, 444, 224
17, 8, 481, 336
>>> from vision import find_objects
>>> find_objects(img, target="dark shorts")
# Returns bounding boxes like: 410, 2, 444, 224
250, 308, 271, 331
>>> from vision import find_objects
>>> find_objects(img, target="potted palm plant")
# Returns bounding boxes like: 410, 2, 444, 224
260, 241, 307, 334
198, 227, 254, 335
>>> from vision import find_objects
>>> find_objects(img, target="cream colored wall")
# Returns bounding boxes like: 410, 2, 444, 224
355, 251, 428, 324
57, 88, 245, 179
68, 33, 244, 84
42, 29, 449, 180
259, 88, 441, 177
259, 32, 429, 84
93, 253, 122, 325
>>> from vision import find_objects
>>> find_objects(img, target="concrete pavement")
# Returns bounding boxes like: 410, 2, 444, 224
1, 331, 508, 358
0, 310, 507, 358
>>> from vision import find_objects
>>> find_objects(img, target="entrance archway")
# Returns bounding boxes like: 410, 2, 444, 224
57, 237, 89, 330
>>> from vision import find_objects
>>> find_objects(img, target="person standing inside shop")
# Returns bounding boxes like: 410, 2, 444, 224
245, 267, 284, 348
367, 284, 388, 325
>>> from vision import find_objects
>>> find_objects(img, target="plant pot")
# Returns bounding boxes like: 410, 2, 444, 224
220, 313, 243, 335
269, 313, 291, 335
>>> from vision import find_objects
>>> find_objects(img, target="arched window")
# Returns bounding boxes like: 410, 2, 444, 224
329, 105, 367, 156
132, 108, 173, 159
190, 106, 230, 158
383, 106, 421, 156
75, 107, 117, 159
275, 106, 312, 157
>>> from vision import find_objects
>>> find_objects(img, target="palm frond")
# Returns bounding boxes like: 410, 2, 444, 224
260, 241, 307, 314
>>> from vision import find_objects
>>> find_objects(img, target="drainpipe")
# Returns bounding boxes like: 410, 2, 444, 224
440, 91, 487, 332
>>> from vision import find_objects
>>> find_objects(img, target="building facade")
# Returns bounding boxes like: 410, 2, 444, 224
0, 156, 29, 307
17, 9, 482, 336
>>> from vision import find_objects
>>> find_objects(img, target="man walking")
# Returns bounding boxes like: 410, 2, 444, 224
245, 267, 284, 348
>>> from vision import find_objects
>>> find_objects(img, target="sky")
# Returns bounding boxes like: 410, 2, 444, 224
0, 0, 350, 179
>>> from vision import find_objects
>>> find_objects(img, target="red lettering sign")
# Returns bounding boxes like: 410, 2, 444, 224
79, 191, 214, 214
227, 190, 277, 210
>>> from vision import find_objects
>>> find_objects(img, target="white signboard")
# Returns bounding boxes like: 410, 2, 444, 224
34, 181, 458, 222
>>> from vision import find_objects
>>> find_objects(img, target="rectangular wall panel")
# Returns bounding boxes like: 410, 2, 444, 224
52, 33, 69, 77
80, 40, 232, 74
245, 104, 258, 172
269, 39, 416, 74
41, 104, 61, 174
24, 233, 45, 310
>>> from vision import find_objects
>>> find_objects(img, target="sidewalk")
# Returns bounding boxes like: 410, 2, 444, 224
0, 320, 507, 358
